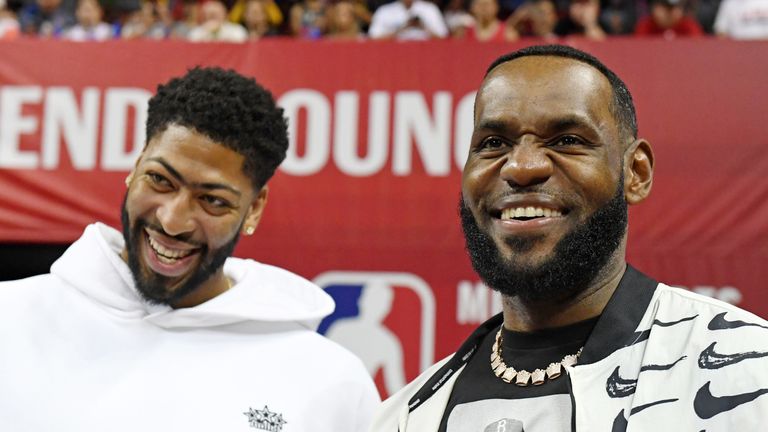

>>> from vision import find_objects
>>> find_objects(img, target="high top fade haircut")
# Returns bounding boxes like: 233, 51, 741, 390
145, 67, 288, 190
485, 45, 638, 142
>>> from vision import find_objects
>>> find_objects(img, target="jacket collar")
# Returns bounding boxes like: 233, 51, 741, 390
578, 265, 657, 364
406, 265, 658, 412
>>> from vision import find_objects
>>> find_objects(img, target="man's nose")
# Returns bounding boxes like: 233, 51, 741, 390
499, 142, 553, 187
155, 193, 195, 237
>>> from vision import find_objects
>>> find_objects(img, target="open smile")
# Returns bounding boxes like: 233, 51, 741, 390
142, 229, 201, 278
500, 206, 564, 221
490, 199, 570, 233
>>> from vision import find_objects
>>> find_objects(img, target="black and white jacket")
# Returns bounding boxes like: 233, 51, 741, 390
370, 266, 768, 431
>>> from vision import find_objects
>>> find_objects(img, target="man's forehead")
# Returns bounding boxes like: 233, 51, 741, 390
477, 56, 613, 117
141, 125, 245, 168
472, 56, 621, 142
482, 55, 609, 94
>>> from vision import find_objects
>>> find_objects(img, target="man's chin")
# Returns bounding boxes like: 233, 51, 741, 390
134, 266, 190, 305
501, 255, 555, 276
459, 179, 628, 304
489, 242, 564, 280
121, 204, 242, 306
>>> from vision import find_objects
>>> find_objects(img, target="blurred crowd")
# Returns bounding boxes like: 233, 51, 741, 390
0, 0, 767, 42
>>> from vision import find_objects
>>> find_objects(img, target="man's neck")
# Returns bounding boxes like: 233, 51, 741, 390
501, 259, 627, 332
170, 271, 231, 309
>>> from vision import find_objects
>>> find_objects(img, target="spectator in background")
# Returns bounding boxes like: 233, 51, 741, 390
169, 0, 198, 38
368, 0, 448, 40
497, 0, 525, 16
188, 0, 247, 41
100, 0, 140, 26
326, 0, 365, 39
228, 0, 282, 30
326, 0, 372, 32
506, 0, 558, 39
350, 0, 372, 31
62, 0, 114, 39
554, 0, 606, 40
0, 0, 21, 39
714, 0, 768, 40
289, 0, 326, 38
121, 0, 172, 39
443, 0, 473, 37
242, 0, 277, 38
635, 0, 703, 38
688, 0, 720, 34
599, 0, 636, 35
464, 0, 516, 41
18, 0, 75, 36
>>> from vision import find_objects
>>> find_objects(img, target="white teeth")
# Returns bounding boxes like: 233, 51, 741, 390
501, 207, 563, 220
147, 236, 194, 260
157, 254, 177, 264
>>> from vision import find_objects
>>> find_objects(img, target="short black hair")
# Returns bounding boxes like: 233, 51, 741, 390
485, 45, 638, 141
146, 67, 288, 190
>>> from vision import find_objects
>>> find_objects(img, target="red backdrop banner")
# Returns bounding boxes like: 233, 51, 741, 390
1, 39, 766, 397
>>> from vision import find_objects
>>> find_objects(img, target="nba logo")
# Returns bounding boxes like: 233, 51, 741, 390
314, 271, 436, 398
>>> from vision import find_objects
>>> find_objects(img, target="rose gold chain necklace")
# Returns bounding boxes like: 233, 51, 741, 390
490, 327, 583, 386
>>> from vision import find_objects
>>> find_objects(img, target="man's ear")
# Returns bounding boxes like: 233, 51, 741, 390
624, 138, 654, 205
242, 186, 269, 236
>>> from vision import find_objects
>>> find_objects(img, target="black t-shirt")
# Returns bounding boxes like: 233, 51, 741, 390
438, 317, 599, 432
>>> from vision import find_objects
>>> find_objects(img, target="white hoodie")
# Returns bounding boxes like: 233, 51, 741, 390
0, 223, 379, 431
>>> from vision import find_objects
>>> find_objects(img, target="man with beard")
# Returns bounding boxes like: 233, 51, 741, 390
0, 67, 379, 431
370, 45, 768, 431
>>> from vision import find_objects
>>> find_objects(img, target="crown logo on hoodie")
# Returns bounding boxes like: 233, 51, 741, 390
243, 406, 287, 431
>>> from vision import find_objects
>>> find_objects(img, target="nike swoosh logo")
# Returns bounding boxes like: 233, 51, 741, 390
606, 356, 687, 398
630, 398, 679, 415
607, 366, 637, 398
626, 315, 698, 347
611, 399, 678, 432
694, 381, 768, 419
698, 342, 768, 369
708, 312, 768, 331
640, 355, 687, 371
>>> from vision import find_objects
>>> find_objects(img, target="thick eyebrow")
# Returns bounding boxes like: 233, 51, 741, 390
146, 157, 242, 197
474, 119, 510, 134
479, 115, 599, 134
546, 116, 595, 133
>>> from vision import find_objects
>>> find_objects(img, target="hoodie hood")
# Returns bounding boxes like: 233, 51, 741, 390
51, 223, 335, 330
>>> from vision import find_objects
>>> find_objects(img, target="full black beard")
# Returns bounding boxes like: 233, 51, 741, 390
120, 194, 240, 306
459, 180, 627, 304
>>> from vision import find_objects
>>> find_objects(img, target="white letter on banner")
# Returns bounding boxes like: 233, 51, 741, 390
0, 86, 42, 169
279, 89, 330, 176
453, 91, 476, 170
101, 88, 150, 171
393, 91, 451, 176
334, 91, 389, 177
42, 87, 99, 170
456, 280, 489, 325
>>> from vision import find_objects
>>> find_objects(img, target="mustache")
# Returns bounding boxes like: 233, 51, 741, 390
484, 185, 569, 205
138, 219, 205, 248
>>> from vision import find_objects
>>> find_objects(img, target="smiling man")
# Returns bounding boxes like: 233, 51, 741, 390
370, 45, 768, 431
0, 67, 379, 431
